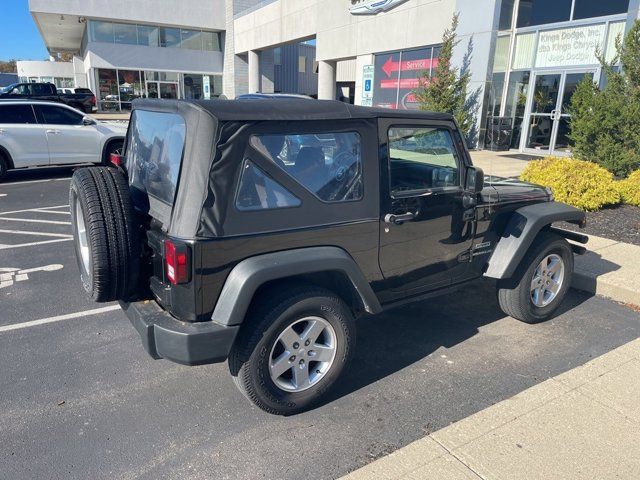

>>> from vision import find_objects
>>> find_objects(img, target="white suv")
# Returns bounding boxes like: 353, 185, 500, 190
0, 100, 127, 180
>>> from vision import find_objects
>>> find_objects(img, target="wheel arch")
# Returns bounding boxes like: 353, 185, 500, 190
101, 136, 124, 164
211, 246, 383, 327
484, 202, 587, 280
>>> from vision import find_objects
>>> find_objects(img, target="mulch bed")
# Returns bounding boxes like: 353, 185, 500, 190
557, 204, 640, 246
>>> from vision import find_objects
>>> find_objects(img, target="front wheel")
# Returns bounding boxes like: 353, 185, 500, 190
229, 284, 355, 415
497, 232, 574, 324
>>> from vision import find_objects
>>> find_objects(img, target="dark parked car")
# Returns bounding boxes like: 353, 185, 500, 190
69, 99, 587, 415
0, 82, 96, 113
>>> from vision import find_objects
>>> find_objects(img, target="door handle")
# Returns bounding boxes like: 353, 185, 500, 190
384, 212, 415, 225
45, 129, 60, 134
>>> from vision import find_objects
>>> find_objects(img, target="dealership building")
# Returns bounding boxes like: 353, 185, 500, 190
27, 0, 640, 151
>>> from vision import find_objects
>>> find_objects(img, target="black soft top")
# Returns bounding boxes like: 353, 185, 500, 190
130, 98, 455, 238
132, 98, 454, 122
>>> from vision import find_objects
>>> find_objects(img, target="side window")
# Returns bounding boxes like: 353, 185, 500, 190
36, 105, 83, 125
0, 105, 37, 124
250, 131, 363, 203
9, 85, 29, 96
236, 160, 301, 211
388, 126, 460, 195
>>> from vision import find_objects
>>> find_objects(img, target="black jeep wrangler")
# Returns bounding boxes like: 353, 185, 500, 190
69, 99, 587, 415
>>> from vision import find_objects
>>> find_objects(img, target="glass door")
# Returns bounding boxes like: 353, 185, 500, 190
523, 70, 595, 155
159, 82, 179, 99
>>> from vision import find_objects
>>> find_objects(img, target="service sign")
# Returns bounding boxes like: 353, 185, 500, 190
535, 24, 606, 68
362, 64, 374, 100
350, 0, 410, 15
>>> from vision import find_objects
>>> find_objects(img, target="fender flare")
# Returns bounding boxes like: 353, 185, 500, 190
483, 202, 586, 279
211, 246, 383, 326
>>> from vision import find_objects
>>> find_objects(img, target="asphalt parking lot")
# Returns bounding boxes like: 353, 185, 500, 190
1, 167, 640, 480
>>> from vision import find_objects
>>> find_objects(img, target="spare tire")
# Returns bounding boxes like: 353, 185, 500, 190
70, 167, 140, 302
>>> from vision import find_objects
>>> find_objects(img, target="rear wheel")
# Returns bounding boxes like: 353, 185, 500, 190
229, 284, 355, 415
497, 232, 573, 324
69, 167, 139, 302
0, 153, 8, 180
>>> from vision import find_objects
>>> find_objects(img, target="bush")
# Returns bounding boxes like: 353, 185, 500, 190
520, 157, 620, 211
568, 21, 640, 177
616, 170, 640, 206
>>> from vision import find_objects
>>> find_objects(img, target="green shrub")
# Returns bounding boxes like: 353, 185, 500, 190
568, 21, 640, 177
616, 170, 640, 206
520, 157, 621, 211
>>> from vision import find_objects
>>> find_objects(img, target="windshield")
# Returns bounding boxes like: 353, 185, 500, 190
126, 110, 186, 207
0, 84, 15, 94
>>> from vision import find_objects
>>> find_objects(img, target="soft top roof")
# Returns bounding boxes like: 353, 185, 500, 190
132, 98, 454, 123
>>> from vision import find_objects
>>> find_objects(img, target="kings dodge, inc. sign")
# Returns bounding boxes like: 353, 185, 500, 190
350, 0, 410, 15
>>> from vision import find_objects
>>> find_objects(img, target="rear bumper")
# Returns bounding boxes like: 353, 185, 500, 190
119, 300, 239, 366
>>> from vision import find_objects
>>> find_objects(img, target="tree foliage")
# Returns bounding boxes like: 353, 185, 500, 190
568, 20, 640, 177
413, 13, 473, 140
0, 59, 17, 73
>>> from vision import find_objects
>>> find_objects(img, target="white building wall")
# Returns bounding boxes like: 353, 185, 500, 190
16, 60, 75, 80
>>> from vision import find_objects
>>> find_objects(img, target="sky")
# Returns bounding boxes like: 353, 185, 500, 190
0, 0, 49, 61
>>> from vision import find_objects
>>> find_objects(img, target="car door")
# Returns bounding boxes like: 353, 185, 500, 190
34, 104, 101, 165
0, 103, 49, 167
377, 120, 475, 300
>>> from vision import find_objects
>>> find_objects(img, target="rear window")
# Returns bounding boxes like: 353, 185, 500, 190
74, 88, 93, 94
126, 110, 186, 206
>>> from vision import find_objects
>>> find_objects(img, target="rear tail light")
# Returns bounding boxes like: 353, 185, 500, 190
91, 95, 96, 105
164, 239, 190, 285
109, 153, 124, 167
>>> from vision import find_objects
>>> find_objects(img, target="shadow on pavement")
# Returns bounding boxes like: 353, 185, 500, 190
1, 166, 77, 184
323, 279, 593, 407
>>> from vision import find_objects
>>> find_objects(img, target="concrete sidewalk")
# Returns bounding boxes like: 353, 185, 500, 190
341, 337, 640, 480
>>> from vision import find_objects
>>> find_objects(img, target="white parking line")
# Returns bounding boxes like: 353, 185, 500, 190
0, 305, 120, 333
0, 217, 71, 226
0, 177, 70, 187
0, 238, 73, 250
0, 229, 72, 238
0, 205, 69, 216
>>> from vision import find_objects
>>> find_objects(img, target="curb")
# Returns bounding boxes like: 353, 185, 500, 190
572, 272, 639, 307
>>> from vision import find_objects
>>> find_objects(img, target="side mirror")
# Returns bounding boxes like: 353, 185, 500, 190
82, 116, 96, 126
465, 166, 484, 194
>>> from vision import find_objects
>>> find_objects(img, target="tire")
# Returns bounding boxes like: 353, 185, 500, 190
103, 140, 124, 165
69, 166, 139, 302
497, 231, 573, 324
0, 153, 8, 181
229, 284, 356, 415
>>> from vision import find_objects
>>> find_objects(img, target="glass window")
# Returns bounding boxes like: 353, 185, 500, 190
606, 21, 626, 62
183, 74, 204, 99
97, 69, 119, 111
118, 70, 143, 110
209, 75, 223, 97
573, 0, 629, 20
251, 132, 363, 202
236, 160, 301, 211
114, 23, 137, 45
202, 31, 221, 51
89, 20, 114, 43
512, 32, 536, 69
35, 105, 83, 125
493, 35, 510, 72
503, 70, 531, 148
488, 72, 506, 116
126, 110, 186, 206
516, 0, 572, 28
274, 47, 282, 65
0, 104, 37, 124
299, 56, 306, 73
137, 25, 159, 47
180, 29, 202, 50
388, 127, 459, 194
29, 83, 54, 95
160, 27, 181, 48
398, 47, 434, 110
499, 0, 516, 30
7, 84, 29, 95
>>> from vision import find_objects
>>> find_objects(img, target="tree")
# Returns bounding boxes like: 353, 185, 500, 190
568, 20, 640, 177
413, 13, 473, 139
0, 59, 17, 73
